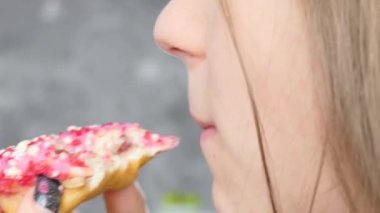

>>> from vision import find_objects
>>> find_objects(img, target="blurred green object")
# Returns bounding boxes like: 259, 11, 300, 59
160, 191, 202, 212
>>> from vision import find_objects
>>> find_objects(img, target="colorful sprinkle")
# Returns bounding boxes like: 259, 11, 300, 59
0, 122, 178, 195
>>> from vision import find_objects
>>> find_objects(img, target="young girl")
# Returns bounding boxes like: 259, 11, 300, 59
20, 0, 380, 212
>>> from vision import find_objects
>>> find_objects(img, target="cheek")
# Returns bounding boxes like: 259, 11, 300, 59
232, 0, 328, 210
254, 51, 325, 211
202, 9, 275, 210
206, 9, 259, 168
207, 0, 329, 210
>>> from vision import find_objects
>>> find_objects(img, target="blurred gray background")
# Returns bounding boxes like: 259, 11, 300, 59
0, 0, 212, 212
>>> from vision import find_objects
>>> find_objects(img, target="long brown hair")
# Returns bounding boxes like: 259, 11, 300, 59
306, 0, 380, 212
220, 0, 380, 212
219, 1, 279, 212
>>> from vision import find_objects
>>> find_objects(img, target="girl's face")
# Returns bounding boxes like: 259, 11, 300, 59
155, 0, 345, 212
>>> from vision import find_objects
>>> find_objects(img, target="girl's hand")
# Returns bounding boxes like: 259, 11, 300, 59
17, 183, 148, 213
104, 183, 148, 213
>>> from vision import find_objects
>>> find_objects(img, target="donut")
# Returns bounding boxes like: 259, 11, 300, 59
0, 123, 179, 213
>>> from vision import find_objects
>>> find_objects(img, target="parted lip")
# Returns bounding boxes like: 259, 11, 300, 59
190, 113, 215, 130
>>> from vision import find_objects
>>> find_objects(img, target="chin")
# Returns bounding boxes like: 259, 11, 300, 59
212, 182, 230, 213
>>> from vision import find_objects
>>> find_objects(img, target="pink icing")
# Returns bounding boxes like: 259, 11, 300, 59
0, 123, 178, 195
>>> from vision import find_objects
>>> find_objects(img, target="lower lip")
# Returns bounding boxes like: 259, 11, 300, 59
200, 127, 217, 143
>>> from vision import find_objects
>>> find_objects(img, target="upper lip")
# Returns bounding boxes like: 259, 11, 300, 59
190, 113, 214, 130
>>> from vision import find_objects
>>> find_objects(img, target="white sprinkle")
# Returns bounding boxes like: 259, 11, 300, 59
44, 141, 52, 148
3, 151, 11, 158
8, 160, 16, 166
4, 167, 22, 178
110, 156, 121, 171
85, 158, 106, 189
78, 153, 87, 160
59, 152, 68, 159
13, 154, 22, 160
85, 138, 92, 147
10, 152, 16, 158
128, 130, 143, 144
151, 134, 160, 141
27, 146, 39, 156
16, 140, 30, 152
63, 137, 73, 144
75, 147, 82, 153
68, 126, 81, 131
84, 132, 94, 146
51, 170, 60, 178
54, 142, 65, 150
106, 141, 114, 150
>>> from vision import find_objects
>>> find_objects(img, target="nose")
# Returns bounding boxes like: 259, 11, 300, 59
154, 0, 206, 65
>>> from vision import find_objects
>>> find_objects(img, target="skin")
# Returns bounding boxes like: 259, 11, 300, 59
154, 0, 347, 212
19, 0, 349, 212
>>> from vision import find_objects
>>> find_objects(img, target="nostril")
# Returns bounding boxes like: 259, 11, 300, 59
154, 0, 207, 69
154, 34, 178, 56
168, 47, 192, 59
